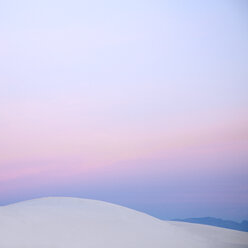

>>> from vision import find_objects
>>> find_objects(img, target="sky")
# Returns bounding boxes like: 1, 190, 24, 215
0, 0, 248, 221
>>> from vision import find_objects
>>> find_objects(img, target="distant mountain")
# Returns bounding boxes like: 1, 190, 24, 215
172, 217, 248, 232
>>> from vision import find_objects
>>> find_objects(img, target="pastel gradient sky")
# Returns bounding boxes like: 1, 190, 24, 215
1, 0, 248, 220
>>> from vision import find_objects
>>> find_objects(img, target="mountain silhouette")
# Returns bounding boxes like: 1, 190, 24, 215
172, 217, 248, 232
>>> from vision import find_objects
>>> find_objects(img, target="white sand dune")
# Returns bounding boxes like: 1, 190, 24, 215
0, 197, 247, 248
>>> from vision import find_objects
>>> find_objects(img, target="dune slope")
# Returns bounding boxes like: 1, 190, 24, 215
0, 197, 247, 248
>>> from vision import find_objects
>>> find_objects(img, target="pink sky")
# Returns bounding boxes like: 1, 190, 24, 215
0, 0, 248, 220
